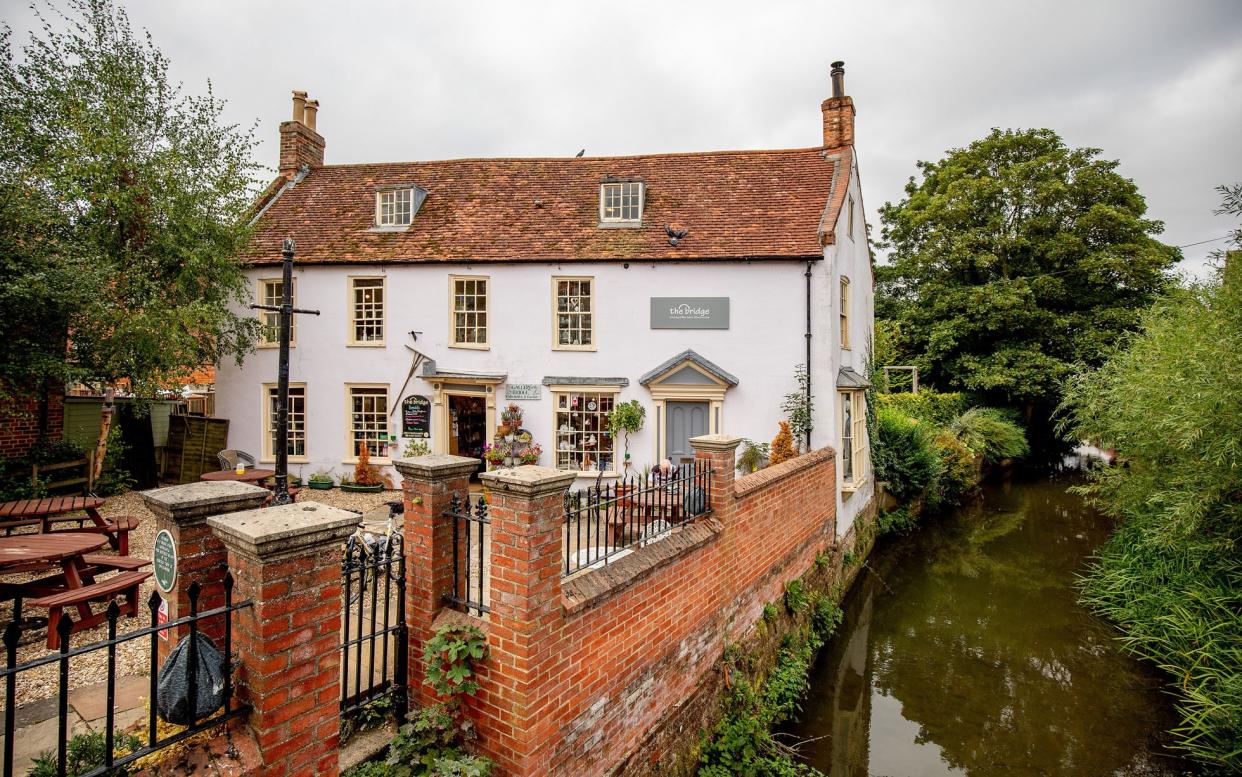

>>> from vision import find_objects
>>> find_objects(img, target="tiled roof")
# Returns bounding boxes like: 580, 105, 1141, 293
242, 147, 850, 265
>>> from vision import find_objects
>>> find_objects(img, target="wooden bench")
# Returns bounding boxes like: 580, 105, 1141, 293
82, 554, 151, 571
29, 570, 151, 649
46, 515, 141, 555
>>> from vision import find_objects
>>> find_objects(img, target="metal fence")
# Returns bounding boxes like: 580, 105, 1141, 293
563, 459, 713, 576
2, 573, 251, 777
443, 493, 489, 617
340, 530, 407, 725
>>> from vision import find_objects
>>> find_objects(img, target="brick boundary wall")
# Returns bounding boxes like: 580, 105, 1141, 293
0, 391, 64, 459
398, 434, 862, 776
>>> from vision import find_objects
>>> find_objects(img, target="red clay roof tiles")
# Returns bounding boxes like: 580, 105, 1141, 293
242, 146, 847, 265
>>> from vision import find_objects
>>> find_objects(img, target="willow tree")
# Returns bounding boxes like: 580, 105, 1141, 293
876, 129, 1179, 437
0, 0, 261, 407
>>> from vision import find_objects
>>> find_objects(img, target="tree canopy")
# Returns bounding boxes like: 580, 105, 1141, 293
0, 0, 261, 401
875, 128, 1179, 427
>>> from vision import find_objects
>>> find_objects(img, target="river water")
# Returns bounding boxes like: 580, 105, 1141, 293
784, 471, 1198, 776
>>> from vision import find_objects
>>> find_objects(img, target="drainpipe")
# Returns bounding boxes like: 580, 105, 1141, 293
805, 260, 813, 448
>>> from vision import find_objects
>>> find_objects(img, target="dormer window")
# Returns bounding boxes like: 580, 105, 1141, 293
599, 181, 643, 223
374, 185, 427, 228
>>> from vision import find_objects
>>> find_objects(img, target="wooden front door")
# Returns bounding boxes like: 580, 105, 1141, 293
665, 401, 709, 464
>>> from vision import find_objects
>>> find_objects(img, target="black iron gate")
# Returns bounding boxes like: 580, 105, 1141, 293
340, 529, 407, 725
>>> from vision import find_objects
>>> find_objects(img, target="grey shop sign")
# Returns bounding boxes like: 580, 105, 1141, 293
650, 297, 730, 330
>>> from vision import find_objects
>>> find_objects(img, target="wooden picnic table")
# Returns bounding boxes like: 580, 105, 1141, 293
200, 468, 276, 484
0, 496, 138, 555
0, 533, 150, 648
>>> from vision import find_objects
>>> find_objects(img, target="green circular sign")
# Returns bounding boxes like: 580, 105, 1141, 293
153, 529, 177, 593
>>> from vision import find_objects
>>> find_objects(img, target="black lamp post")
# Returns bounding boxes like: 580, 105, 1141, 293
251, 237, 320, 505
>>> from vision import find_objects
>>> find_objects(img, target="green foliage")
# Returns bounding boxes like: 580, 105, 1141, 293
810, 596, 843, 639
423, 624, 488, 699
1063, 226, 1242, 769
873, 406, 942, 504
736, 438, 770, 475
780, 364, 813, 452
607, 399, 645, 459
783, 579, 808, 614
876, 128, 1178, 426
842, 550, 856, 569
380, 705, 493, 777
876, 391, 969, 427
342, 692, 395, 745
28, 730, 142, 777
94, 423, 134, 495
948, 408, 1029, 463
402, 439, 432, 458
0, 0, 262, 401
931, 430, 977, 507
762, 602, 778, 623
876, 506, 918, 537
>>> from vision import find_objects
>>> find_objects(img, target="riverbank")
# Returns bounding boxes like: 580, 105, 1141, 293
784, 473, 1197, 776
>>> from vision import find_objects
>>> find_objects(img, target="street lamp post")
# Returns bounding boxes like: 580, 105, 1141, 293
250, 237, 320, 505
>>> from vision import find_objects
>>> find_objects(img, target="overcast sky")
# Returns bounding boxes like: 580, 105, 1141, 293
5, 0, 1240, 276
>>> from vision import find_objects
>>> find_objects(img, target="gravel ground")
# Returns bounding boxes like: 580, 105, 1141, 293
2, 486, 401, 706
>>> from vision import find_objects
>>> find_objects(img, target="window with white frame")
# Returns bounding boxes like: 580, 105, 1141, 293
350, 277, 385, 344
450, 276, 488, 347
841, 391, 867, 488
839, 276, 851, 350
258, 279, 295, 347
553, 390, 616, 472
599, 181, 643, 222
347, 385, 389, 459
263, 384, 306, 461
553, 277, 594, 349
376, 189, 413, 226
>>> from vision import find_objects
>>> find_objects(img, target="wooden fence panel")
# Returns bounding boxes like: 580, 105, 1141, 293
163, 415, 229, 484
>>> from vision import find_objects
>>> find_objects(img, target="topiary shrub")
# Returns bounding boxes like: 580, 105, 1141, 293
873, 406, 942, 504
768, 422, 796, 467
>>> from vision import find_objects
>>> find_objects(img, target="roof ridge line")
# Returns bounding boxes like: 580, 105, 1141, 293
315, 145, 833, 169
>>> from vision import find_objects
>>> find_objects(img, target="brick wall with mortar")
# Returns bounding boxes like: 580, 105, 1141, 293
141, 481, 270, 662
397, 433, 849, 776
0, 390, 63, 458
208, 501, 358, 777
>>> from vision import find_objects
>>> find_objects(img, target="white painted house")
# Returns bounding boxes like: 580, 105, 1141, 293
217, 62, 875, 533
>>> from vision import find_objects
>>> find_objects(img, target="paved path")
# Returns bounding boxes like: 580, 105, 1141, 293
2, 674, 150, 774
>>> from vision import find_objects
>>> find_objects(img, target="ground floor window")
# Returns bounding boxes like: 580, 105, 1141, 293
840, 390, 867, 487
348, 385, 389, 459
263, 384, 306, 461
553, 390, 616, 471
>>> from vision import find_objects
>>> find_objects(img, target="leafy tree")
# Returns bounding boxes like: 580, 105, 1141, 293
0, 0, 261, 404
876, 128, 1178, 435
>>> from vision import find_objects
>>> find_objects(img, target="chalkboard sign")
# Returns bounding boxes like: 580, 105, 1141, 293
402, 395, 431, 439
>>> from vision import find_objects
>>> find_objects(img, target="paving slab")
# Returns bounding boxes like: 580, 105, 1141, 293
69, 674, 151, 720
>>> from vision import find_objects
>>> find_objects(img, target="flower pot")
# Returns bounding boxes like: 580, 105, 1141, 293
503, 457, 514, 467
308, 480, 334, 490
340, 483, 383, 493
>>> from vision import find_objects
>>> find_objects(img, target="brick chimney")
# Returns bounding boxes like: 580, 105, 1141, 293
821, 61, 855, 149
279, 90, 325, 179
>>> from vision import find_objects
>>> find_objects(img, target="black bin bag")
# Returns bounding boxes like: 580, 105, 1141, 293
157, 632, 226, 724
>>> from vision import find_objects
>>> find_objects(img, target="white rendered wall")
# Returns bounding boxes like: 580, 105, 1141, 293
215, 259, 833, 487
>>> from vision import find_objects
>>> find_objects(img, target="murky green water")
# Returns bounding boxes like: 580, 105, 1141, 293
784, 473, 1198, 776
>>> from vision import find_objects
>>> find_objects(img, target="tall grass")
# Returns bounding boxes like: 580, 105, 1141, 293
1063, 256, 1242, 770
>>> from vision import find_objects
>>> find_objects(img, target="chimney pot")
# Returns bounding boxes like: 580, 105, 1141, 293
304, 99, 319, 131
292, 90, 308, 123
830, 61, 846, 98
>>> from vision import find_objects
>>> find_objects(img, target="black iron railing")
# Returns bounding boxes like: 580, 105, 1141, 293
2, 573, 251, 777
443, 493, 489, 617
563, 459, 713, 576
341, 530, 407, 724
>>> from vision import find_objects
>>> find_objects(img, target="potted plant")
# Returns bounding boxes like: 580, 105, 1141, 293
483, 441, 509, 469
403, 438, 431, 458
607, 400, 646, 468
342, 442, 384, 493
501, 403, 523, 431
308, 471, 334, 490
519, 442, 542, 466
